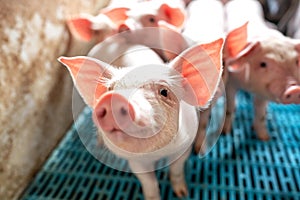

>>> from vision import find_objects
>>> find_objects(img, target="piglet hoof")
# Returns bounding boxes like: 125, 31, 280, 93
194, 143, 206, 155
253, 125, 270, 141
256, 131, 270, 141
170, 172, 188, 198
144, 194, 161, 200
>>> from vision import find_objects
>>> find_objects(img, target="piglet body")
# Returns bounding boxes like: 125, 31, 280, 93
223, 0, 300, 140
181, 0, 227, 154
287, 1, 300, 39
183, 0, 225, 43
59, 35, 224, 199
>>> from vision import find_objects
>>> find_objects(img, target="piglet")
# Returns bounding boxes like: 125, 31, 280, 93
223, 4, 300, 140
287, 1, 300, 39
182, 0, 227, 154
67, 7, 128, 43
58, 37, 224, 199
67, 2, 187, 62
67, 0, 186, 44
121, 0, 186, 31
183, 0, 225, 43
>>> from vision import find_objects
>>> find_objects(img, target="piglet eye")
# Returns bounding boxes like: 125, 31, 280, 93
260, 62, 267, 68
160, 88, 168, 97
149, 17, 156, 23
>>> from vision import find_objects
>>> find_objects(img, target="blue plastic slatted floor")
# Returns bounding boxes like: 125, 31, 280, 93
21, 91, 300, 200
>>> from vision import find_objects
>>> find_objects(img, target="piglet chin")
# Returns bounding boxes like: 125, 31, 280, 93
107, 129, 132, 143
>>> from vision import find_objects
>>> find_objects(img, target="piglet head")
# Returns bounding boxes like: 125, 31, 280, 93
225, 22, 300, 104
58, 38, 223, 155
67, 7, 129, 42
121, 1, 186, 32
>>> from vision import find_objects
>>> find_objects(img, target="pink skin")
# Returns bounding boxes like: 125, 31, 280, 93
58, 38, 224, 199
223, 18, 300, 140
94, 92, 136, 137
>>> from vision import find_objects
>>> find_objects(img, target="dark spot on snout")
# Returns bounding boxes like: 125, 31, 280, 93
286, 94, 291, 99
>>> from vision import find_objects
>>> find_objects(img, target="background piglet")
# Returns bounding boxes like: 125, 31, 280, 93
183, 0, 225, 43
58, 36, 224, 199
287, 1, 300, 39
182, 0, 227, 154
67, 1, 188, 62
121, 0, 186, 31
67, 7, 128, 44
224, 0, 273, 36
223, 0, 300, 140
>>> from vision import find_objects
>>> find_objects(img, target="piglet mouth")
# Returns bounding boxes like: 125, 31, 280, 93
109, 128, 130, 136
107, 125, 160, 139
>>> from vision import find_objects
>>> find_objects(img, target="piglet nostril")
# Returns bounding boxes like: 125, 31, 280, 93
97, 108, 107, 119
286, 94, 291, 99
120, 107, 128, 116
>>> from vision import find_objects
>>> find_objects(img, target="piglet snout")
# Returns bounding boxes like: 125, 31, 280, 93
282, 85, 300, 104
94, 92, 135, 133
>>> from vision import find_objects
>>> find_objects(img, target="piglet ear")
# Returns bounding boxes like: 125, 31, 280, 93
224, 22, 260, 71
159, 3, 185, 28
101, 7, 129, 26
170, 38, 224, 107
58, 56, 113, 107
67, 14, 93, 41
224, 22, 249, 59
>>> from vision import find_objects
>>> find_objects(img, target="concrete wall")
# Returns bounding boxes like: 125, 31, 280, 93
0, 0, 109, 199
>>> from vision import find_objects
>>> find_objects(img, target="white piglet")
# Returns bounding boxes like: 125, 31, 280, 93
223, 0, 300, 140
58, 37, 224, 199
182, 0, 227, 154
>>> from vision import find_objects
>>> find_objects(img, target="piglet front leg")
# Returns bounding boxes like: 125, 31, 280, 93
129, 161, 160, 200
253, 97, 269, 140
222, 80, 237, 134
194, 109, 211, 154
169, 148, 191, 198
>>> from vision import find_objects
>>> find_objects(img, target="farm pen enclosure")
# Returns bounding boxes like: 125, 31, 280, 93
21, 92, 300, 199
0, 0, 300, 199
